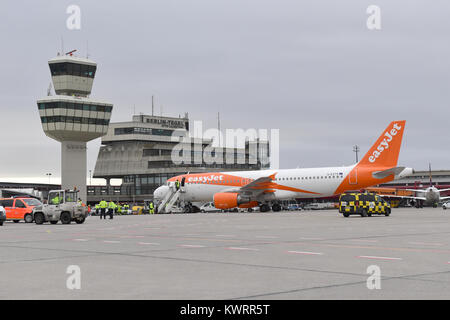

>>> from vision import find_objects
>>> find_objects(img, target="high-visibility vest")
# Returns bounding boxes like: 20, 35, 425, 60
51, 197, 60, 205
99, 201, 108, 208
108, 202, 115, 209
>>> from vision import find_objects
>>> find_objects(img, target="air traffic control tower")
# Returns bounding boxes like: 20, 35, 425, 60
37, 50, 113, 203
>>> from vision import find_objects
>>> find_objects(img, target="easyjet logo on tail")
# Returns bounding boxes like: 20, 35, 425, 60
368, 123, 403, 163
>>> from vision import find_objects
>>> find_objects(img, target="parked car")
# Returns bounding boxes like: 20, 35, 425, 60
0, 197, 42, 223
200, 202, 222, 213
443, 202, 450, 210
287, 203, 302, 211
0, 205, 6, 226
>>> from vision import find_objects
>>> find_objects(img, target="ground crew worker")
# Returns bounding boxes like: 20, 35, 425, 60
77, 198, 83, 206
99, 199, 108, 220
108, 200, 115, 219
51, 194, 60, 205
149, 202, 154, 214
95, 203, 100, 215
175, 179, 180, 191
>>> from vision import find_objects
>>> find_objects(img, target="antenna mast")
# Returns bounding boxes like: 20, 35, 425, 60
218, 111, 221, 147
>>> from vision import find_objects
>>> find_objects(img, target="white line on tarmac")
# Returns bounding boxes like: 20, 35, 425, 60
357, 255, 402, 261
138, 242, 160, 245
179, 244, 206, 248
350, 239, 379, 243
255, 236, 279, 239
226, 247, 260, 251
287, 251, 323, 255
73, 239, 89, 242
103, 240, 121, 244
216, 235, 235, 237
408, 242, 443, 246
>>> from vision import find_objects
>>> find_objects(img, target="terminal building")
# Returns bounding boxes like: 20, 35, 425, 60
90, 113, 270, 203
36, 51, 113, 202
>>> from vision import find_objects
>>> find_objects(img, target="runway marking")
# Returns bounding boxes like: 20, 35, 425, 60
179, 244, 206, 248
408, 242, 443, 246
138, 242, 160, 245
357, 255, 402, 261
226, 247, 259, 251
287, 251, 323, 256
103, 240, 121, 244
73, 239, 89, 242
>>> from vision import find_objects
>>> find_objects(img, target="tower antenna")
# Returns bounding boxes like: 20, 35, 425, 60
218, 111, 221, 147
47, 82, 53, 96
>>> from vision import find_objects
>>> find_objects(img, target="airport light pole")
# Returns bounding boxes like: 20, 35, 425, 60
353, 145, 360, 163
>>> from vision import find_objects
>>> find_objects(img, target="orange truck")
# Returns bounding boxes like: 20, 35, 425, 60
0, 197, 42, 223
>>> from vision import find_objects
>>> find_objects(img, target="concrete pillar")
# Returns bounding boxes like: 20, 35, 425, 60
61, 141, 87, 203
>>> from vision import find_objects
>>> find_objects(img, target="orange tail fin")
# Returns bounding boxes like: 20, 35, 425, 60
358, 120, 406, 168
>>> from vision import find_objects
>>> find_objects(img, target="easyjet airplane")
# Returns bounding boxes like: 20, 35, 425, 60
154, 121, 413, 212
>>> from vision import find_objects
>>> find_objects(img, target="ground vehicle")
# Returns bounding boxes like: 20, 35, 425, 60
287, 203, 302, 211
132, 206, 144, 215
304, 202, 335, 210
200, 202, 222, 213
0, 197, 42, 223
443, 202, 450, 210
339, 192, 391, 217
0, 205, 6, 226
32, 190, 87, 225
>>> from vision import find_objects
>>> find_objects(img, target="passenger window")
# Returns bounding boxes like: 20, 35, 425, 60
1, 199, 13, 207
15, 200, 26, 208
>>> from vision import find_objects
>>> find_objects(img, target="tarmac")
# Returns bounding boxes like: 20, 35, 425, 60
1, 207, 450, 299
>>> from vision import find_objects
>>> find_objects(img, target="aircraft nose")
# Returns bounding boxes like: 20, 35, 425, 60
153, 185, 169, 201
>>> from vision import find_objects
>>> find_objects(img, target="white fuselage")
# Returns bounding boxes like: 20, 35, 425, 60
175, 166, 356, 203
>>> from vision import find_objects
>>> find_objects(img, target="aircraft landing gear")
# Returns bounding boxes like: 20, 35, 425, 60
272, 203, 282, 212
260, 204, 270, 212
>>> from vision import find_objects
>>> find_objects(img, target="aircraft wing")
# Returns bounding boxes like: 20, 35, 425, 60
440, 196, 450, 201
379, 194, 426, 201
404, 189, 427, 193
223, 173, 321, 198
438, 188, 450, 193
223, 174, 277, 197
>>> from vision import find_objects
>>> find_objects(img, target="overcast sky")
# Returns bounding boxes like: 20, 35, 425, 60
1, 0, 449, 184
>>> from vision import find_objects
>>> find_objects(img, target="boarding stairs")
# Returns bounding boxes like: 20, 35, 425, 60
158, 183, 184, 213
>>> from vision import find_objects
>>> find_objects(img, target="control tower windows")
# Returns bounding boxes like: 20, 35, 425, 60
37, 101, 112, 113
49, 62, 96, 78
40, 116, 110, 126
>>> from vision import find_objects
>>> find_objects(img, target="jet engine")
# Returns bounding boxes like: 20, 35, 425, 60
213, 192, 256, 209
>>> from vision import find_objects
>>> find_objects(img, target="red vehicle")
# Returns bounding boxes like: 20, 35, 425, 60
0, 198, 42, 223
